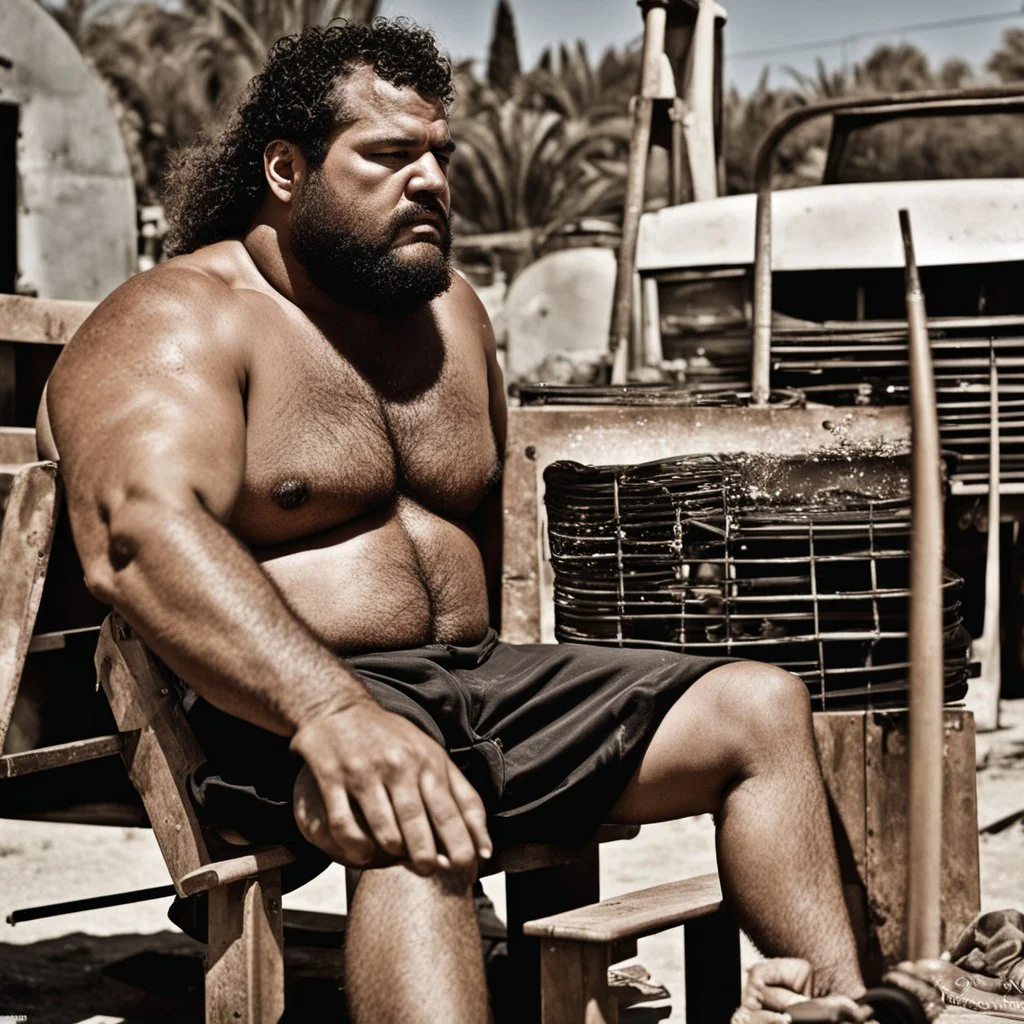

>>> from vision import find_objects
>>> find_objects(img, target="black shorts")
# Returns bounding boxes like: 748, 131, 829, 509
179, 633, 731, 851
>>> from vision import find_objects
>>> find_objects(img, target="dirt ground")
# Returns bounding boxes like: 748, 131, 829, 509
2, 699, 1022, 1024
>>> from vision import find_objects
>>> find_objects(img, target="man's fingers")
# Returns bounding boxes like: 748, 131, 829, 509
744, 959, 814, 1011
447, 762, 493, 859
322, 787, 376, 866
354, 783, 407, 858
390, 782, 442, 875
421, 770, 477, 869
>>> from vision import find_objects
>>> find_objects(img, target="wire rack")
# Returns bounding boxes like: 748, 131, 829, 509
544, 451, 971, 710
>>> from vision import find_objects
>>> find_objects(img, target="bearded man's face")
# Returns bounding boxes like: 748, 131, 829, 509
289, 66, 454, 316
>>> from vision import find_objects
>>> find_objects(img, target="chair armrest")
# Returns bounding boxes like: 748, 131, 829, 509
523, 871, 723, 943
177, 845, 297, 897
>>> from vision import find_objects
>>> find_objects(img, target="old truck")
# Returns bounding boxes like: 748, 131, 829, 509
616, 85, 1024, 729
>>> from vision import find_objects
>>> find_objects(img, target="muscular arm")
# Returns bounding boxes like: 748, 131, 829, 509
456, 275, 507, 629
48, 268, 367, 736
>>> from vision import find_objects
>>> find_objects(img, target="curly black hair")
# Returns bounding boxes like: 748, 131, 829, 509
162, 18, 454, 257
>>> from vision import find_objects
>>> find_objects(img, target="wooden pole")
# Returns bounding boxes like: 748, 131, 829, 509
608, 0, 669, 383
900, 210, 944, 961
751, 177, 773, 406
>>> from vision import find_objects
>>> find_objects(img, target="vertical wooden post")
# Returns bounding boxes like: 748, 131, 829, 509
967, 350, 1002, 732
540, 940, 617, 1024
506, 847, 601, 1022
205, 871, 285, 1024
609, 0, 669, 383
900, 210, 944, 962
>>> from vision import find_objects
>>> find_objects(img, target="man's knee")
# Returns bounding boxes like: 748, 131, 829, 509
704, 660, 812, 752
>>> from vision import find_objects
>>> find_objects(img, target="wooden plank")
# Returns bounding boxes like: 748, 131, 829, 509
523, 872, 723, 944
540, 940, 617, 1024
178, 846, 296, 897
0, 427, 38, 464
0, 734, 122, 777
205, 871, 285, 1024
501, 404, 912, 643
0, 461, 59, 751
95, 615, 213, 887
0, 294, 94, 345
864, 709, 980, 967
813, 711, 873, 978
684, 910, 742, 1024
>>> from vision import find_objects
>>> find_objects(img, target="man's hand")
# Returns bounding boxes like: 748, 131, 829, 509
734, 959, 945, 1024
737, 959, 871, 1023
290, 701, 492, 875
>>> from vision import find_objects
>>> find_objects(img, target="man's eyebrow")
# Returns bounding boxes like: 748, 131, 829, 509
366, 135, 456, 153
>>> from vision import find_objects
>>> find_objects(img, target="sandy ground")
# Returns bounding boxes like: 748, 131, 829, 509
2, 700, 1023, 1023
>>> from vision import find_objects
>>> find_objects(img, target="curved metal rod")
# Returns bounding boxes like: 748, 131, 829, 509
902, 209, 944, 962
749, 84, 1024, 405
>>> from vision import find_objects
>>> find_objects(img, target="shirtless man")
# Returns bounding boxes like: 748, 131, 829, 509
44, 18, 872, 1024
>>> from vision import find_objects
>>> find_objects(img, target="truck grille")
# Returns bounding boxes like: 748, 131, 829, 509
770, 317, 1024, 488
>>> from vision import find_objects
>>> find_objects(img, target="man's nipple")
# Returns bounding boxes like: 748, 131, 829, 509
273, 479, 310, 510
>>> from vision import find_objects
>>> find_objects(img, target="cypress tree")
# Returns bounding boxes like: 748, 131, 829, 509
487, 0, 521, 93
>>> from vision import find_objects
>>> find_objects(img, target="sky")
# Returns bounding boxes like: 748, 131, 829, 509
379, 0, 1024, 94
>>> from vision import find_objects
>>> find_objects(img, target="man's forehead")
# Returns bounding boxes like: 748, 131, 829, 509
335, 65, 448, 137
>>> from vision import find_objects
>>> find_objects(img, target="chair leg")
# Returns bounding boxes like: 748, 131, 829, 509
540, 939, 617, 1024
205, 869, 285, 1024
506, 847, 601, 1023
684, 909, 742, 1024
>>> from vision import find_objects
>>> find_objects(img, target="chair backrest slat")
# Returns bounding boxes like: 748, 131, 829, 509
0, 461, 59, 750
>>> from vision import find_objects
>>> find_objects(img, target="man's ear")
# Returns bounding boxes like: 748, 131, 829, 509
264, 140, 305, 203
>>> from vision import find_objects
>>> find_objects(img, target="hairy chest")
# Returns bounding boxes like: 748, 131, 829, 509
229, 331, 499, 547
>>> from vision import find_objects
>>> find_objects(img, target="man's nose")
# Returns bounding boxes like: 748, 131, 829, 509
406, 154, 448, 197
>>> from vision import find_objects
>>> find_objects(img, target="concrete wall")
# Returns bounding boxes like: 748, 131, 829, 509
0, 0, 136, 300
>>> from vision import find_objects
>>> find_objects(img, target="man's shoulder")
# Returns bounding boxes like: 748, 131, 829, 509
439, 271, 498, 357
66, 244, 256, 359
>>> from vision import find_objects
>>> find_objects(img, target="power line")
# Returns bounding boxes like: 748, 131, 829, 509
731, 7, 1024, 61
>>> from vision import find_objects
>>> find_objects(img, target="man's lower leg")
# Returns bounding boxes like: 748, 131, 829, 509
345, 863, 489, 1024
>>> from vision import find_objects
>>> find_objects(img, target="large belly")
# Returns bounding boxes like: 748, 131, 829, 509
254, 500, 490, 653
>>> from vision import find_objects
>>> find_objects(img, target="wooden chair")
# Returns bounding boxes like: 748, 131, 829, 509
0, 447, 702, 1023
0, 296, 736, 1020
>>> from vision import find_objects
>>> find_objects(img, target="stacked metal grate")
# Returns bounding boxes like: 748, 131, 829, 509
770, 317, 1024, 489
544, 449, 971, 709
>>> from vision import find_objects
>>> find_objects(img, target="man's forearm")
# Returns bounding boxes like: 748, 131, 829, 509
97, 497, 371, 736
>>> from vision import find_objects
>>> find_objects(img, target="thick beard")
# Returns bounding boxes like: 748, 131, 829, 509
290, 171, 453, 316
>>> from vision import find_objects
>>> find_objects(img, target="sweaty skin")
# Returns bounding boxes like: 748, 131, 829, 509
43, 68, 501, 876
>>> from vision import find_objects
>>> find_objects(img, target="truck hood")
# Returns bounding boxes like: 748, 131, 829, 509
637, 178, 1024, 273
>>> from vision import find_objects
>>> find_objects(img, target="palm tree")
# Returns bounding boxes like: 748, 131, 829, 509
448, 98, 629, 263
523, 40, 640, 121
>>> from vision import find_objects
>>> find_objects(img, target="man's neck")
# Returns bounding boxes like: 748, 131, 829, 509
242, 216, 381, 335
